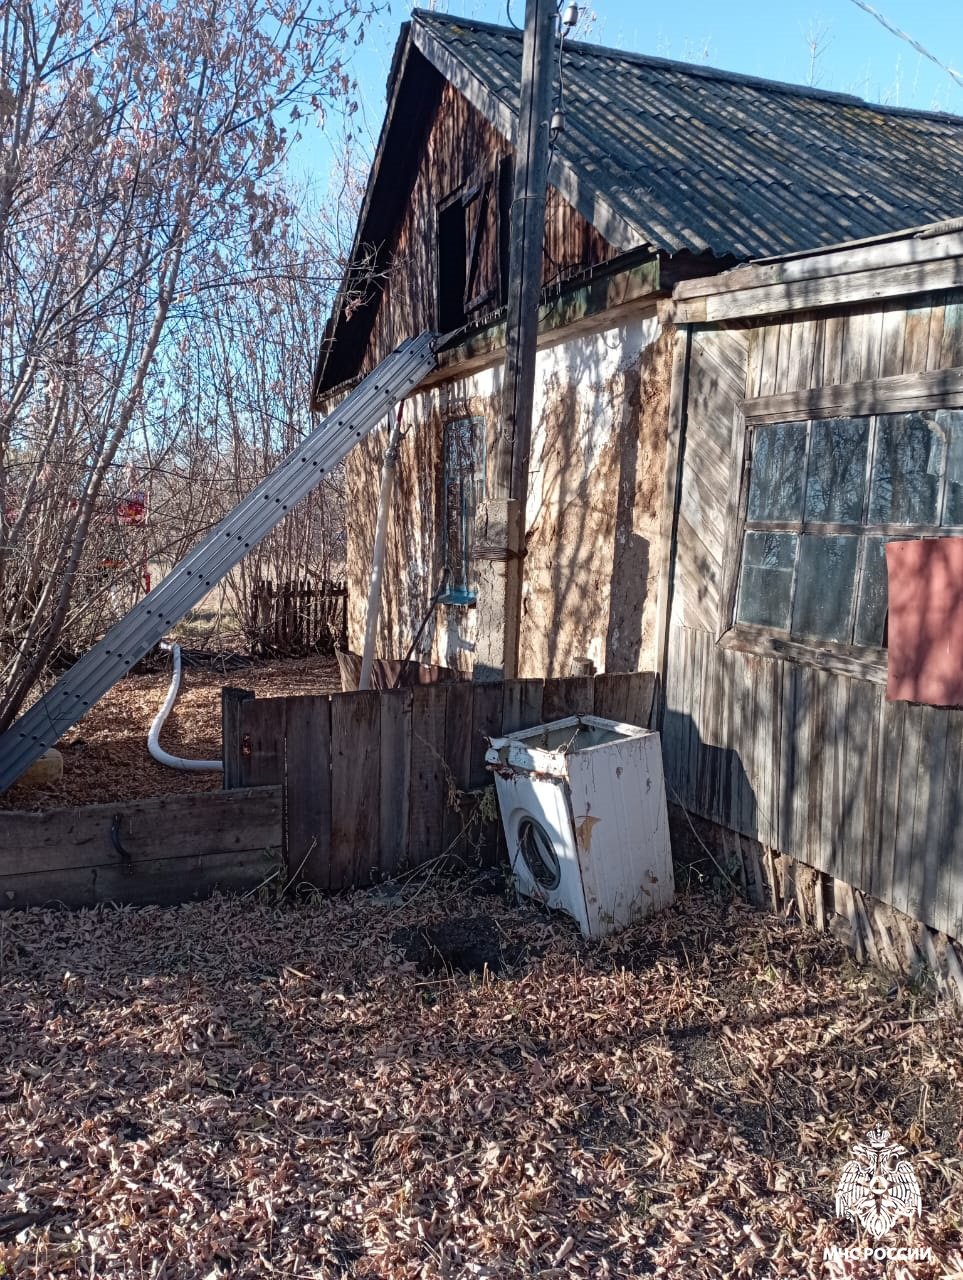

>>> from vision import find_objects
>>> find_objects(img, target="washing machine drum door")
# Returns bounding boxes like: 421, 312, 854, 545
516, 816, 561, 891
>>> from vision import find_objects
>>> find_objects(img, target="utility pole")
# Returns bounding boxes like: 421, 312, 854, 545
473, 0, 556, 681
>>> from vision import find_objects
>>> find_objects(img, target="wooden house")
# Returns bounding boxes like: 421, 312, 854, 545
314, 10, 963, 682
657, 223, 963, 985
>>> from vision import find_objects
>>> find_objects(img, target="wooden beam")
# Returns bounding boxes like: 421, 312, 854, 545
717, 626, 888, 685
744, 365, 963, 423
674, 227, 963, 301
663, 254, 963, 325
221, 686, 254, 789
652, 326, 691, 714
319, 259, 662, 408
426, 263, 661, 388
480, 0, 557, 683
0, 786, 282, 908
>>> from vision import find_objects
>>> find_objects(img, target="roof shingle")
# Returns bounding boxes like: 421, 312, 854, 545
412, 9, 963, 259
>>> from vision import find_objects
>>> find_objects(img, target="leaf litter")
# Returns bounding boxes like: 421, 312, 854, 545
0, 655, 341, 812
0, 881, 960, 1278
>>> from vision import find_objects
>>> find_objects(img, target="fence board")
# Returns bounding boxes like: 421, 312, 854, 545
542, 676, 594, 721
468, 681, 506, 866
0, 786, 282, 908
285, 696, 332, 891
221, 687, 253, 788
469, 682, 505, 788
380, 689, 413, 879
240, 670, 659, 890
593, 672, 652, 725
1, 851, 279, 911
239, 697, 287, 788
443, 681, 475, 859
330, 691, 381, 890
408, 685, 448, 868
502, 679, 544, 735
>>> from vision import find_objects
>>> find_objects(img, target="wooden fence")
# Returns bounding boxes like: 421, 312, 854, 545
0, 786, 282, 909
223, 671, 657, 892
249, 578, 348, 657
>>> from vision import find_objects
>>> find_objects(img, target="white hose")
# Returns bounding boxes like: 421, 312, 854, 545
148, 643, 224, 772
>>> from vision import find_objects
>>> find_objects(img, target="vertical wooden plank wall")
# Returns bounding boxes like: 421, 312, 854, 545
665, 291, 963, 942
230, 672, 657, 892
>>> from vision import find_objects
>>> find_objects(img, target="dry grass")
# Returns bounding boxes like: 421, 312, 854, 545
0, 882, 960, 1278
0, 655, 341, 811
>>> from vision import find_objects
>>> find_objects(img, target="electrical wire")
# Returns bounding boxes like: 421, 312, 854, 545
847, 0, 963, 93
547, 10, 568, 171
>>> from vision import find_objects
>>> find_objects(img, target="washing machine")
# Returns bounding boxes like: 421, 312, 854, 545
486, 715, 673, 938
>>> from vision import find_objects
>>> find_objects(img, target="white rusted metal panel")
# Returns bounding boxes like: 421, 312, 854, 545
486, 715, 674, 938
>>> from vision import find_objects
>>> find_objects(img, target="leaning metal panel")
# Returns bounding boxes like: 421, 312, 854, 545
0, 332, 438, 793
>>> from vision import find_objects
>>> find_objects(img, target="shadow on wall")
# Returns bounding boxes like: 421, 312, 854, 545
661, 706, 756, 885
345, 398, 444, 663
347, 322, 670, 679
521, 324, 671, 678
663, 620, 963, 943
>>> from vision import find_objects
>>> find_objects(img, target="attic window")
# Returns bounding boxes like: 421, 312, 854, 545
437, 195, 467, 332
436, 159, 512, 334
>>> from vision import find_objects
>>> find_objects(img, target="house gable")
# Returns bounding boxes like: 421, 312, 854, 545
315, 71, 618, 400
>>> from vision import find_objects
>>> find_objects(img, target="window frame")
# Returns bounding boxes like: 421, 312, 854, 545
436, 187, 468, 333
438, 413, 487, 607
435, 160, 511, 334
719, 367, 963, 683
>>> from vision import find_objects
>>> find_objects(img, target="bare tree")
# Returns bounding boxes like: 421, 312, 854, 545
0, 0, 372, 730
147, 210, 352, 654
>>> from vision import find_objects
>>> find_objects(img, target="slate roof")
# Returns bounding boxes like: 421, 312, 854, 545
314, 11, 963, 399
412, 9, 963, 260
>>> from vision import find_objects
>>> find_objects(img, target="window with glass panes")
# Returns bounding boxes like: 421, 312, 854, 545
733, 410, 963, 650
440, 416, 486, 604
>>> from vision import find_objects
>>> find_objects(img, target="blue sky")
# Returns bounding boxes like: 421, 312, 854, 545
295, 0, 963, 195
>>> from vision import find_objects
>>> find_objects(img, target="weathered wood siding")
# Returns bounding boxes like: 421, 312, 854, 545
356, 80, 615, 382
665, 290, 963, 942
0, 787, 282, 909
346, 312, 669, 680
231, 672, 657, 891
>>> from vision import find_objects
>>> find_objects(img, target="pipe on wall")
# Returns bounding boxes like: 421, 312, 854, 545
359, 404, 405, 691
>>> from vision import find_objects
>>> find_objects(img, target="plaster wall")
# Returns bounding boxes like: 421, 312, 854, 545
344, 309, 671, 679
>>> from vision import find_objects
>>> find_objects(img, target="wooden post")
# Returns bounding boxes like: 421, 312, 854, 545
474, 0, 556, 681
221, 687, 254, 789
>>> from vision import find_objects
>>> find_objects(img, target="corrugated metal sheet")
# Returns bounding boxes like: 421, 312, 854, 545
414, 9, 963, 259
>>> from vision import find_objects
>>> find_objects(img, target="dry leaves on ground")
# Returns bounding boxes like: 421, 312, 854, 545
0, 882, 960, 1278
0, 655, 341, 811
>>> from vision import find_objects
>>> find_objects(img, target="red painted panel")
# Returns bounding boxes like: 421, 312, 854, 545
886, 538, 963, 706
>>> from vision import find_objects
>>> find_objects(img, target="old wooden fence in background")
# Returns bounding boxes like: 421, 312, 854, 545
249, 578, 348, 657
223, 671, 657, 892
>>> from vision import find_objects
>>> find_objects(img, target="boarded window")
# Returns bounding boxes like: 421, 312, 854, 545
441, 417, 486, 604
886, 537, 963, 705
733, 409, 963, 651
